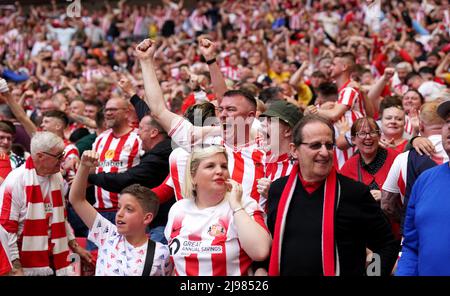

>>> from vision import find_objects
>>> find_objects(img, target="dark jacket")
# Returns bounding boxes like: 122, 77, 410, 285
88, 137, 172, 192
88, 137, 174, 228
267, 173, 400, 276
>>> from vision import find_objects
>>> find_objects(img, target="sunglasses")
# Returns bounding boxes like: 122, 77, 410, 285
42, 151, 65, 160
300, 142, 335, 151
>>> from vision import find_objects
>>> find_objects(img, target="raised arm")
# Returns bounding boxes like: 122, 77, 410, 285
198, 38, 228, 104
368, 67, 394, 114
136, 39, 182, 133
69, 151, 100, 230
0, 80, 37, 136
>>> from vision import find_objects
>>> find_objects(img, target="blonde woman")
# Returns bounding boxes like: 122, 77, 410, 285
164, 145, 271, 276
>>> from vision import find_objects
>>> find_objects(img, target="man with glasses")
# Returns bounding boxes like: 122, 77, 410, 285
263, 115, 399, 276
87, 115, 172, 243
0, 132, 91, 275
90, 98, 142, 225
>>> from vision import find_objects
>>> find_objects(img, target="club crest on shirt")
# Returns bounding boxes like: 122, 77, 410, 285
122, 144, 132, 153
208, 223, 226, 237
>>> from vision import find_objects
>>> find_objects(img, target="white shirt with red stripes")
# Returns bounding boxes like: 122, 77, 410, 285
333, 110, 363, 170
92, 129, 143, 210
382, 135, 449, 202
168, 119, 267, 209
220, 66, 241, 81
265, 152, 295, 182
164, 196, 267, 276
403, 115, 416, 139
166, 147, 190, 202
338, 80, 366, 117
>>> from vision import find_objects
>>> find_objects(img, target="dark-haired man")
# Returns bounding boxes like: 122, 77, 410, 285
136, 38, 269, 209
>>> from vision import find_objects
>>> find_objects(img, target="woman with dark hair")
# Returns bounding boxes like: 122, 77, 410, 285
340, 116, 401, 240
340, 117, 399, 202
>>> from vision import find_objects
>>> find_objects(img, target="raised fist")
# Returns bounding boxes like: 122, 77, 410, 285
383, 67, 395, 81
135, 39, 157, 61
198, 38, 216, 62
118, 75, 134, 96
80, 150, 99, 168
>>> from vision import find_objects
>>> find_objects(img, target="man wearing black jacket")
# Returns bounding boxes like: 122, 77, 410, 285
87, 115, 174, 243
265, 115, 399, 276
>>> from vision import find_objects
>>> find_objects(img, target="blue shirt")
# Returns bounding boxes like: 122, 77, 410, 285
396, 163, 450, 275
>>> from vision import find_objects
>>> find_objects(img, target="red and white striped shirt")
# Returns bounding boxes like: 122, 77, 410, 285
82, 68, 107, 82
220, 66, 241, 82
334, 110, 363, 170
62, 140, 80, 182
338, 80, 366, 117
164, 197, 267, 276
0, 225, 12, 275
169, 119, 267, 208
403, 115, 415, 138
265, 152, 295, 181
92, 129, 142, 210
166, 147, 190, 202
382, 135, 449, 202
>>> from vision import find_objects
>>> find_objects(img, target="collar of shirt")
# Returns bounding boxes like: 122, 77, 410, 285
298, 169, 324, 194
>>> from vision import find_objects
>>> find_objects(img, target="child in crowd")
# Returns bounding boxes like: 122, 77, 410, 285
69, 150, 172, 276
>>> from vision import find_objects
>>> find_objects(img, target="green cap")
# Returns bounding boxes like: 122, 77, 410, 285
260, 100, 303, 128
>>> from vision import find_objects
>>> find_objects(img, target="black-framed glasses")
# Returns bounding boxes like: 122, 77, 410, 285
42, 151, 65, 160
355, 130, 380, 139
299, 142, 335, 151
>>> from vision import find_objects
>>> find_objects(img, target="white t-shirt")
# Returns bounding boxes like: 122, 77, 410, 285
88, 214, 172, 276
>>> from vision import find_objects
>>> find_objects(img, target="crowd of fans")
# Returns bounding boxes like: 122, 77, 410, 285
0, 0, 449, 276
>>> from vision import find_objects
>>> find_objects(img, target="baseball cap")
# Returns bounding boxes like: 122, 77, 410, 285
260, 100, 303, 128
437, 99, 450, 120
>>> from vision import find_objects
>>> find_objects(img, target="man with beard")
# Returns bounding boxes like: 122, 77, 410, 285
90, 98, 142, 224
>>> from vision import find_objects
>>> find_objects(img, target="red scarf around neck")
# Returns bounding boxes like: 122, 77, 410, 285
268, 165, 339, 276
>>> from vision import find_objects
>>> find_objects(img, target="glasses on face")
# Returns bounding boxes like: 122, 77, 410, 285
300, 142, 335, 151
355, 130, 380, 139
42, 151, 65, 160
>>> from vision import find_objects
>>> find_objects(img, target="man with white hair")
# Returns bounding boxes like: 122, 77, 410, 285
0, 132, 90, 276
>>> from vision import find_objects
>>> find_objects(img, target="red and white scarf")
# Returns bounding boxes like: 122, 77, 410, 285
268, 165, 340, 276
20, 158, 70, 276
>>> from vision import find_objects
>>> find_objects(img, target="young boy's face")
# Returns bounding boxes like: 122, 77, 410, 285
115, 194, 152, 236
